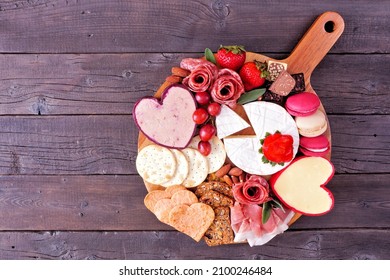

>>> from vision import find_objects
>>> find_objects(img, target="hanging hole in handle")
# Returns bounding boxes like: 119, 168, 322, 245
324, 21, 335, 33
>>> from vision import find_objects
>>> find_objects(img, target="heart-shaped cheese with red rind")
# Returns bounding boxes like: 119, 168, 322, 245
270, 156, 335, 216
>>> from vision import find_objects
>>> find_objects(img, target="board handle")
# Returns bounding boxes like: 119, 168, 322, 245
285, 11, 345, 82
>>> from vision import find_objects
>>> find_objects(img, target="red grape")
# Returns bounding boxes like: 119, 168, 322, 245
199, 123, 216, 141
195, 91, 211, 105
198, 141, 211, 156
207, 102, 221, 116
192, 108, 209, 124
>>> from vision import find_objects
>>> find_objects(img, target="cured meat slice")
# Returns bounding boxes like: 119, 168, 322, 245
230, 202, 295, 246
210, 69, 245, 108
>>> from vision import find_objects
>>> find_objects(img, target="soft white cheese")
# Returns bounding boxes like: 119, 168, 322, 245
215, 105, 250, 139
223, 101, 300, 176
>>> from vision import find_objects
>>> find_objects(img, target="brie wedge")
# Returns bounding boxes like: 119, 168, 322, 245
215, 105, 250, 139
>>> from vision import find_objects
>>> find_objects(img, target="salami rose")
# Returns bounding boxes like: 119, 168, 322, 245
210, 68, 245, 108
232, 175, 270, 205
181, 59, 218, 92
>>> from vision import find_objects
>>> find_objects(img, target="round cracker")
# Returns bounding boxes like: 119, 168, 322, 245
188, 136, 226, 173
180, 148, 209, 188
161, 149, 189, 187
136, 144, 177, 185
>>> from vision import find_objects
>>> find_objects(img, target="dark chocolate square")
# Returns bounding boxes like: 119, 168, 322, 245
262, 89, 285, 106
291, 73, 305, 93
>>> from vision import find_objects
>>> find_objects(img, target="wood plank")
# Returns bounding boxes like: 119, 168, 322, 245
0, 175, 156, 230
0, 115, 137, 175
0, 229, 388, 259
0, 115, 387, 175
0, 0, 388, 54
0, 174, 388, 230
329, 115, 390, 173
0, 54, 388, 115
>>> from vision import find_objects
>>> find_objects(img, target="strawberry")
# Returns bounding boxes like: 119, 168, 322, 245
239, 61, 268, 91
215, 45, 246, 71
260, 132, 294, 165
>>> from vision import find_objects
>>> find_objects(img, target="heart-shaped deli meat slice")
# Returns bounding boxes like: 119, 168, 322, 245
133, 84, 196, 148
270, 156, 335, 216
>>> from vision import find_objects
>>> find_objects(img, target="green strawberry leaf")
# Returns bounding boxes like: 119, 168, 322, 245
261, 70, 270, 78
262, 201, 271, 224
205, 48, 216, 64
237, 88, 266, 105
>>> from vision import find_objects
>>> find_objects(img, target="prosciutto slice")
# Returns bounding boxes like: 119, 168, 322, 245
231, 202, 295, 247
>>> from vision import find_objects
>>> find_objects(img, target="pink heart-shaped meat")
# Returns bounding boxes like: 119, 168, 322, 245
133, 84, 197, 148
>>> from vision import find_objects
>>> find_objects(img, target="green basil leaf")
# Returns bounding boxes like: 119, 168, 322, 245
205, 48, 216, 64
270, 198, 285, 213
237, 88, 266, 105
262, 201, 271, 224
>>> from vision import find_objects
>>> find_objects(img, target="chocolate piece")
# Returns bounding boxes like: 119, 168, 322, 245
262, 89, 285, 106
267, 60, 288, 81
291, 73, 306, 93
269, 70, 296, 96
204, 207, 234, 246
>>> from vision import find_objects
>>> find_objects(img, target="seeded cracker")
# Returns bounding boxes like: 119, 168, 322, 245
204, 207, 234, 246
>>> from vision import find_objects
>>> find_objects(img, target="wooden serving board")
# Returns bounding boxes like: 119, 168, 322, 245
137, 11, 344, 225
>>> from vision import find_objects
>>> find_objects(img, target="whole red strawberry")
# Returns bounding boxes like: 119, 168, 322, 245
215, 45, 246, 71
239, 61, 268, 91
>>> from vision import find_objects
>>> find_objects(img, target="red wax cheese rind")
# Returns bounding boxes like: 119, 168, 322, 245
269, 156, 335, 216
285, 92, 320, 117
299, 135, 330, 157
133, 84, 197, 149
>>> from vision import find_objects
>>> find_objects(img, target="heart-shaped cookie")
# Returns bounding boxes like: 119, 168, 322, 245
169, 203, 215, 242
133, 84, 196, 149
144, 185, 186, 212
270, 156, 335, 215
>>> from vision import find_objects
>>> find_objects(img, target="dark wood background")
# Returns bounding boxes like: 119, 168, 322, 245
0, 0, 388, 259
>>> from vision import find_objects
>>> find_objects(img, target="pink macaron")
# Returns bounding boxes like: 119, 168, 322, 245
285, 92, 320, 117
299, 135, 330, 157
